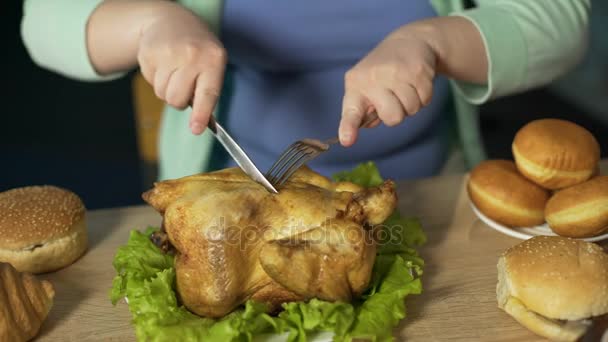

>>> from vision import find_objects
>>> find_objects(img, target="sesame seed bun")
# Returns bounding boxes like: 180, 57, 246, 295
497, 236, 608, 341
0, 186, 88, 274
545, 176, 608, 238
512, 119, 600, 190
467, 160, 550, 227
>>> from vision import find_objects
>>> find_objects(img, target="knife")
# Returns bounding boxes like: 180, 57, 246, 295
205, 114, 278, 194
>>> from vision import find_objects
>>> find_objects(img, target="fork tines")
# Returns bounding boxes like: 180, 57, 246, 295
265, 142, 322, 188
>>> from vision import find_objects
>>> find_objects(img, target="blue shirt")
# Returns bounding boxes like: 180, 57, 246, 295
220, 0, 450, 179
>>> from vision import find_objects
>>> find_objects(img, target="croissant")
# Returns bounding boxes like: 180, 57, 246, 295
0, 262, 54, 342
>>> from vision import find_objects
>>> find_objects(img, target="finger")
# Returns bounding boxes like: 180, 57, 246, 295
138, 59, 155, 85
165, 67, 198, 109
153, 68, 177, 101
416, 79, 434, 106
394, 84, 422, 116
412, 63, 434, 106
339, 91, 367, 147
190, 66, 226, 135
367, 88, 406, 127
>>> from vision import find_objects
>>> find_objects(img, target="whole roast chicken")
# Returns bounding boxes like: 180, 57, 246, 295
142, 166, 397, 318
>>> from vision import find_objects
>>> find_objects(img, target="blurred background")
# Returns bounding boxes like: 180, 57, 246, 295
3, 2, 607, 210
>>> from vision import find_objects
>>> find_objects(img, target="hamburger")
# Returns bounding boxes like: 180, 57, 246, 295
0, 185, 88, 274
497, 236, 608, 341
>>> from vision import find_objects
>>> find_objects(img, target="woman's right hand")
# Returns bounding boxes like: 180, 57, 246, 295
88, 0, 226, 135
137, 4, 227, 135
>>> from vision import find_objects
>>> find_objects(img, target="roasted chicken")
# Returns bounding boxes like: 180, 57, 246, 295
142, 166, 397, 318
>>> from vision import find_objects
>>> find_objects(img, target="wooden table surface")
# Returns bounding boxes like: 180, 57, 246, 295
36, 161, 608, 341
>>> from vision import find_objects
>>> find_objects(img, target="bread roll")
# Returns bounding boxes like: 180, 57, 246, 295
497, 236, 608, 341
545, 176, 608, 238
0, 186, 88, 274
467, 160, 550, 227
0, 262, 55, 341
512, 119, 600, 190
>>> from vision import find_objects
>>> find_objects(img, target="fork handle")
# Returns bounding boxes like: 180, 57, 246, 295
326, 112, 380, 145
360, 112, 380, 128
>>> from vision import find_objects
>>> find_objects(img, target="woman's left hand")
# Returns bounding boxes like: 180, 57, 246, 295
339, 16, 488, 146
338, 25, 439, 146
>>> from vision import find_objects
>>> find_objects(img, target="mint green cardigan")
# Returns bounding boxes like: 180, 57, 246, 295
21, 0, 590, 180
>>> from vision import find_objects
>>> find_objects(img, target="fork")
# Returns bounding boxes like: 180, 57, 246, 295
266, 114, 379, 188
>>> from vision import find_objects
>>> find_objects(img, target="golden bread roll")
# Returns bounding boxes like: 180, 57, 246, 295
0, 186, 88, 274
591, 164, 601, 178
468, 160, 550, 227
512, 118, 600, 190
497, 236, 608, 341
545, 176, 608, 238
0, 262, 55, 342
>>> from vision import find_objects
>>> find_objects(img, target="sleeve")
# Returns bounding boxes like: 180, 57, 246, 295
21, 0, 125, 82
448, 0, 590, 104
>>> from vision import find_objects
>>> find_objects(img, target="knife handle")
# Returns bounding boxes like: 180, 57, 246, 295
187, 99, 218, 135
207, 115, 218, 134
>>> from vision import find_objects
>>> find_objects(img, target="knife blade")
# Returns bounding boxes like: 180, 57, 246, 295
206, 115, 278, 194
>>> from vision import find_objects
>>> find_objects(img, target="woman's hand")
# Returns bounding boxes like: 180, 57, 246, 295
338, 26, 437, 146
137, 6, 226, 135
338, 17, 488, 146
87, 0, 226, 135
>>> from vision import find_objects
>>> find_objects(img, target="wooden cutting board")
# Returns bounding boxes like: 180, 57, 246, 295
35, 162, 608, 341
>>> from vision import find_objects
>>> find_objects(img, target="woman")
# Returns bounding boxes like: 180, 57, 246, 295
21, 0, 590, 181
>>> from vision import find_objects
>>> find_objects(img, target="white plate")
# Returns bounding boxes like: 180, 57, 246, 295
469, 202, 608, 242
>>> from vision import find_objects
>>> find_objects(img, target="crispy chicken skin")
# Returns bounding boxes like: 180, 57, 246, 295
142, 166, 396, 318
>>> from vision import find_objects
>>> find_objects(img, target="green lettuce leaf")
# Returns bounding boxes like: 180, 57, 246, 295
348, 256, 422, 342
110, 229, 286, 341
110, 162, 426, 341
110, 227, 173, 305
278, 299, 355, 342
332, 161, 384, 188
